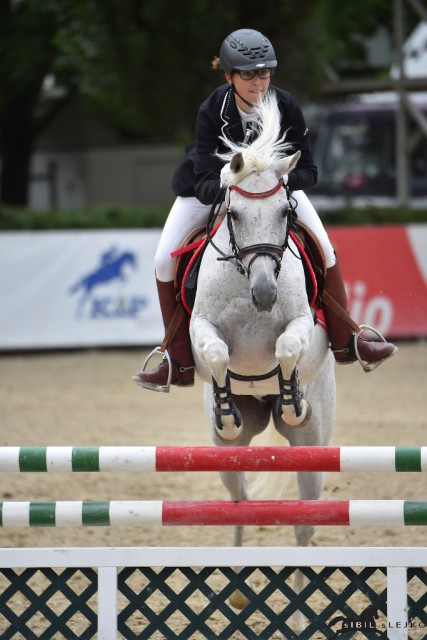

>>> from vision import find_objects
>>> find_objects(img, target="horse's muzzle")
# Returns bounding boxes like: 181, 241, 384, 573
251, 283, 277, 312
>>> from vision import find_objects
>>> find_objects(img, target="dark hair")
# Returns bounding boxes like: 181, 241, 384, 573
211, 56, 221, 71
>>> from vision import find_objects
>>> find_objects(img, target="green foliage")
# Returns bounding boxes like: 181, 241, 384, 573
0, 206, 169, 231
1, 205, 426, 231
312, 0, 392, 71
0, 2, 58, 110
312, 0, 419, 73
319, 207, 427, 226
1, 0, 422, 206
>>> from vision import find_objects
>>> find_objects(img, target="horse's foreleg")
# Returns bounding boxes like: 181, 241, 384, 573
275, 317, 313, 427
192, 318, 242, 440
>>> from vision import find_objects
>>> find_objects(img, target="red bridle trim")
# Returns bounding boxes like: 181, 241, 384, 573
229, 178, 284, 199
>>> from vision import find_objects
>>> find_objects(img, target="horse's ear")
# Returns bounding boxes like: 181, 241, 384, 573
276, 151, 301, 179
230, 152, 244, 174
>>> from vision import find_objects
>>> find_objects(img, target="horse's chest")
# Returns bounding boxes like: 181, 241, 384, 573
217, 299, 284, 346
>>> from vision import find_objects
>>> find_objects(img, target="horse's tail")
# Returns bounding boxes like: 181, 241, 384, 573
249, 423, 291, 500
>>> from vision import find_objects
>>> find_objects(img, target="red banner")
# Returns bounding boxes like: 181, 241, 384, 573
327, 225, 427, 338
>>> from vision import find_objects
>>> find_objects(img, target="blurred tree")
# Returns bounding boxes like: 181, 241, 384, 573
313, 0, 419, 75
0, 0, 409, 206
0, 0, 320, 206
0, 1, 63, 205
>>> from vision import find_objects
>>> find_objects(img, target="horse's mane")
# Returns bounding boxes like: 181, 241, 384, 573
216, 91, 293, 183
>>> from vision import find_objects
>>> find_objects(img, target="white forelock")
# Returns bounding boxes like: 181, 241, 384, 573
216, 91, 293, 183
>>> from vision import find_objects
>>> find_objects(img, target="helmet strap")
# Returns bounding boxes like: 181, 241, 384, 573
231, 84, 256, 109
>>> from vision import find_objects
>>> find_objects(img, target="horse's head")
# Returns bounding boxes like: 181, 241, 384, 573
226, 151, 300, 311
217, 92, 301, 312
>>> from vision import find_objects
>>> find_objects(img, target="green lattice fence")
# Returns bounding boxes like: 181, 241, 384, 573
0, 567, 97, 640
1, 563, 426, 639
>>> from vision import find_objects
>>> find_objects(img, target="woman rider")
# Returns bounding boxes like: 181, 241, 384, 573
134, 28, 396, 390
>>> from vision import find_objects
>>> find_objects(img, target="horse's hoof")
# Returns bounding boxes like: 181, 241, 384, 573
229, 589, 249, 610
215, 423, 242, 442
280, 400, 312, 428
295, 400, 312, 428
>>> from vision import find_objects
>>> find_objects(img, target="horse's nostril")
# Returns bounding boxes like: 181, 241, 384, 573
252, 290, 275, 312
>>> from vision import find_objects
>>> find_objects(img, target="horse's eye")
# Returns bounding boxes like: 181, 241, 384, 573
229, 209, 239, 221
282, 207, 289, 218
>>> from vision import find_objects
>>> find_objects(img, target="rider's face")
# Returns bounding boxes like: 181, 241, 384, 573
225, 70, 270, 111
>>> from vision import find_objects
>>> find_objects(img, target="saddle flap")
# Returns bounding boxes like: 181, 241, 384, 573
292, 219, 327, 299
172, 226, 219, 315
172, 226, 207, 294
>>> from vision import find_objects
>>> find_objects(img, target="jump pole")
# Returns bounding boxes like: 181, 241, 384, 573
1, 499, 427, 527
0, 446, 426, 472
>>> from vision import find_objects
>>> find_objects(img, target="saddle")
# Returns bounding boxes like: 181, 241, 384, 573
172, 226, 218, 314
172, 220, 327, 322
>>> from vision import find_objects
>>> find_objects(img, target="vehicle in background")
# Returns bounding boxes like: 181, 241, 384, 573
305, 93, 427, 207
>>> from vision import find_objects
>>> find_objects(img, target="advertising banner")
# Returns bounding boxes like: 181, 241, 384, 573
328, 224, 427, 339
0, 230, 163, 349
0, 225, 426, 349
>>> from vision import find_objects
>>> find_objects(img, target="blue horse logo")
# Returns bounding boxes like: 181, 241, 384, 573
69, 247, 137, 317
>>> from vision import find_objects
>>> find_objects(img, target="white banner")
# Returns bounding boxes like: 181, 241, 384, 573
1, 225, 426, 350
0, 230, 163, 349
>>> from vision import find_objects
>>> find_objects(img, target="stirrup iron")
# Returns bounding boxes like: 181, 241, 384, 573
136, 346, 173, 393
355, 324, 392, 373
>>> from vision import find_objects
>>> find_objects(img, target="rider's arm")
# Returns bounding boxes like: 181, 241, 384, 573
193, 103, 225, 205
275, 89, 318, 192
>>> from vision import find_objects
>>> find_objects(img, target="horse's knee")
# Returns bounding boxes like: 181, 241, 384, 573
276, 333, 301, 364
203, 340, 229, 379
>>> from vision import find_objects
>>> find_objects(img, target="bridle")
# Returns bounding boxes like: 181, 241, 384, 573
206, 178, 296, 279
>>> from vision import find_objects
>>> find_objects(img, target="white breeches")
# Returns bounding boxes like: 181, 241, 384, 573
155, 192, 336, 282
292, 190, 336, 268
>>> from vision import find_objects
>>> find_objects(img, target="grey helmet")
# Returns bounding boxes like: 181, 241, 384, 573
219, 29, 277, 73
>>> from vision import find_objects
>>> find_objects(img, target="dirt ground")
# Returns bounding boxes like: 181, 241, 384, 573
0, 342, 426, 637
0, 340, 426, 550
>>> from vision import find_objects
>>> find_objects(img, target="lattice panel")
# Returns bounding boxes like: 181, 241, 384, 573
1, 565, 426, 638
117, 566, 389, 640
408, 568, 427, 639
0, 567, 97, 640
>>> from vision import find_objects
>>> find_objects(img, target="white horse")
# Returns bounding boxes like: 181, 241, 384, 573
190, 93, 336, 607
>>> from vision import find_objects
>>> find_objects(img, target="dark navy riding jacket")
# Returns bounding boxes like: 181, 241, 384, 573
172, 84, 318, 205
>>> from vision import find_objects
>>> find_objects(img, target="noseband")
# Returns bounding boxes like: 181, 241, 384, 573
220, 178, 292, 278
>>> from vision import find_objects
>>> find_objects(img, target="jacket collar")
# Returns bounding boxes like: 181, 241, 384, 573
220, 87, 245, 144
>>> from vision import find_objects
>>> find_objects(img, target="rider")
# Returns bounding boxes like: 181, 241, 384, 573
134, 28, 396, 390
